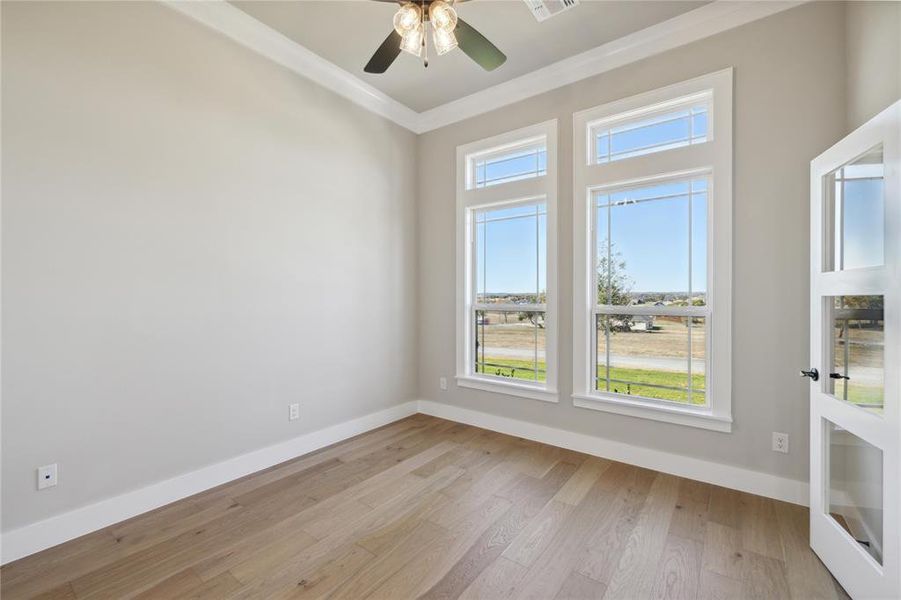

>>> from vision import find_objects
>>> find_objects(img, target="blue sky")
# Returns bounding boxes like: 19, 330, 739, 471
476, 204, 546, 297
840, 177, 883, 269
475, 109, 710, 296
597, 180, 707, 294
474, 112, 884, 296
476, 182, 707, 296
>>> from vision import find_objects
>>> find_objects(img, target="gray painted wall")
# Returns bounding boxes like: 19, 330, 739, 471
1, 1, 418, 531
416, 1, 848, 484
845, 0, 901, 131
3, 0, 899, 537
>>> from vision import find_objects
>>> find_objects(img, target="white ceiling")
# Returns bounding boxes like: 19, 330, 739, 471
231, 0, 708, 112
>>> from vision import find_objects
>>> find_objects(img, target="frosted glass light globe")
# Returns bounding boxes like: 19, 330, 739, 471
393, 3, 421, 36
429, 1, 458, 32
432, 27, 458, 55
400, 23, 424, 57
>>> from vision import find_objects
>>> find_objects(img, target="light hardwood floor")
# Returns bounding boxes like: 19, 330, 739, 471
1, 414, 848, 599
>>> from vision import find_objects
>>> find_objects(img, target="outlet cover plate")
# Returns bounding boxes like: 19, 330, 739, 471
772, 432, 789, 454
37, 464, 58, 490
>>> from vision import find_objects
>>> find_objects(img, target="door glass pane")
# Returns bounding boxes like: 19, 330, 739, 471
474, 309, 544, 384
826, 145, 884, 271
826, 419, 883, 565
829, 295, 884, 414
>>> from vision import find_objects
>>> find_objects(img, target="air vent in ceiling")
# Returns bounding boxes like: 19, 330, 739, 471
523, 0, 579, 22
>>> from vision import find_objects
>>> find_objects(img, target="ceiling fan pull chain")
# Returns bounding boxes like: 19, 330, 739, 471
422, 1, 429, 67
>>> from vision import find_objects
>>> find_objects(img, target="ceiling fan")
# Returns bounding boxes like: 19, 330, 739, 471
364, 0, 506, 73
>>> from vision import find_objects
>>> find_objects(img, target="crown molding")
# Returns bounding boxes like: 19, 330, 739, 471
163, 0, 422, 132
165, 0, 803, 135
415, 0, 803, 132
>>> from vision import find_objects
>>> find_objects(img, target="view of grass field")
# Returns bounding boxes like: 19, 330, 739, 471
474, 315, 708, 405
469, 154, 888, 413
832, 313, 884, 412
474, 358, 705, 404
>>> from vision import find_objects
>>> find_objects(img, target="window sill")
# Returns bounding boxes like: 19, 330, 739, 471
572, 393, 732, 432
456, 375, 559, 404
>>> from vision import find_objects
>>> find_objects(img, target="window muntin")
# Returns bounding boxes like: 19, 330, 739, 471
475, 309, 546, 383
469, 140, 547, 189
596, 315, 706, 404
594, 179, 708, 305
471, 201, 547, 387
593, 177, 709, 407
475, 202, 546, 304
590, 93, 710, 165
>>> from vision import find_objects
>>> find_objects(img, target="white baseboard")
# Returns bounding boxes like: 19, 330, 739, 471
0, 401, 418, 565
417, 400, 809, 507
2, 398, 809, 564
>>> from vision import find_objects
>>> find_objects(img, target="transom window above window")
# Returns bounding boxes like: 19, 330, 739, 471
589, 91, 711, 164
469, 138, 547, 189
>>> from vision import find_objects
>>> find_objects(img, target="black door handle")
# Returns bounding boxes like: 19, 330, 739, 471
829, 372, 850, 380
800, 368, 819, 381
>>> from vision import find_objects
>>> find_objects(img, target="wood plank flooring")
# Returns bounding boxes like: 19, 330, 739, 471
1, 415, 848, 599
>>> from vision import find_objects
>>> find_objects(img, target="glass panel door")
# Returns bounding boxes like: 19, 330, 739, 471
808, 100, 899, 599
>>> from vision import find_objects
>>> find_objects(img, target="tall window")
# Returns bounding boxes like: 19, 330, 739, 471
572, 71, 733, 431
457, 121, 558, 403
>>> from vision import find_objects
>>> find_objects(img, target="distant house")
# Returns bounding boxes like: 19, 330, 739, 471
630, 315, 656, 331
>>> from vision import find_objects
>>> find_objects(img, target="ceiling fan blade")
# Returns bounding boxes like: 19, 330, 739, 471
364, 30, 403, 74
455, 18, 506, 71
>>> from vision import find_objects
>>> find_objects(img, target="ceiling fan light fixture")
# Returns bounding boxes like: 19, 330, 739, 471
399, 23, 424, 57
432, 27, 458, 55
429, 0, 458, 31
393, 2, 421, 36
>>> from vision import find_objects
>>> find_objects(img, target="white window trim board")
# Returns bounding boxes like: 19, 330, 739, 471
571, 69, 733, 432
456, 120, 559, 403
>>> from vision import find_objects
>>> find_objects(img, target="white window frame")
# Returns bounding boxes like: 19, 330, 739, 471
456, 120, 558, 403
572, 69, 733, 432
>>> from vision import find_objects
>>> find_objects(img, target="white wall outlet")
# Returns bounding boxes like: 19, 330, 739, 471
37, 464, 58, 490
439, 377, 448, 391
772, 432, 789, 454
289, 403, 300, 421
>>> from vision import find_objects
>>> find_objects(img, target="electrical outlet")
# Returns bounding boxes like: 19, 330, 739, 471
439, 377, 448, 391
772, 432, 789, 454
37, 464, 58, 490
289, 403, 300, 421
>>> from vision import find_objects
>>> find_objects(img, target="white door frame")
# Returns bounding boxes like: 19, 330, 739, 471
809, 100, 901, 599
